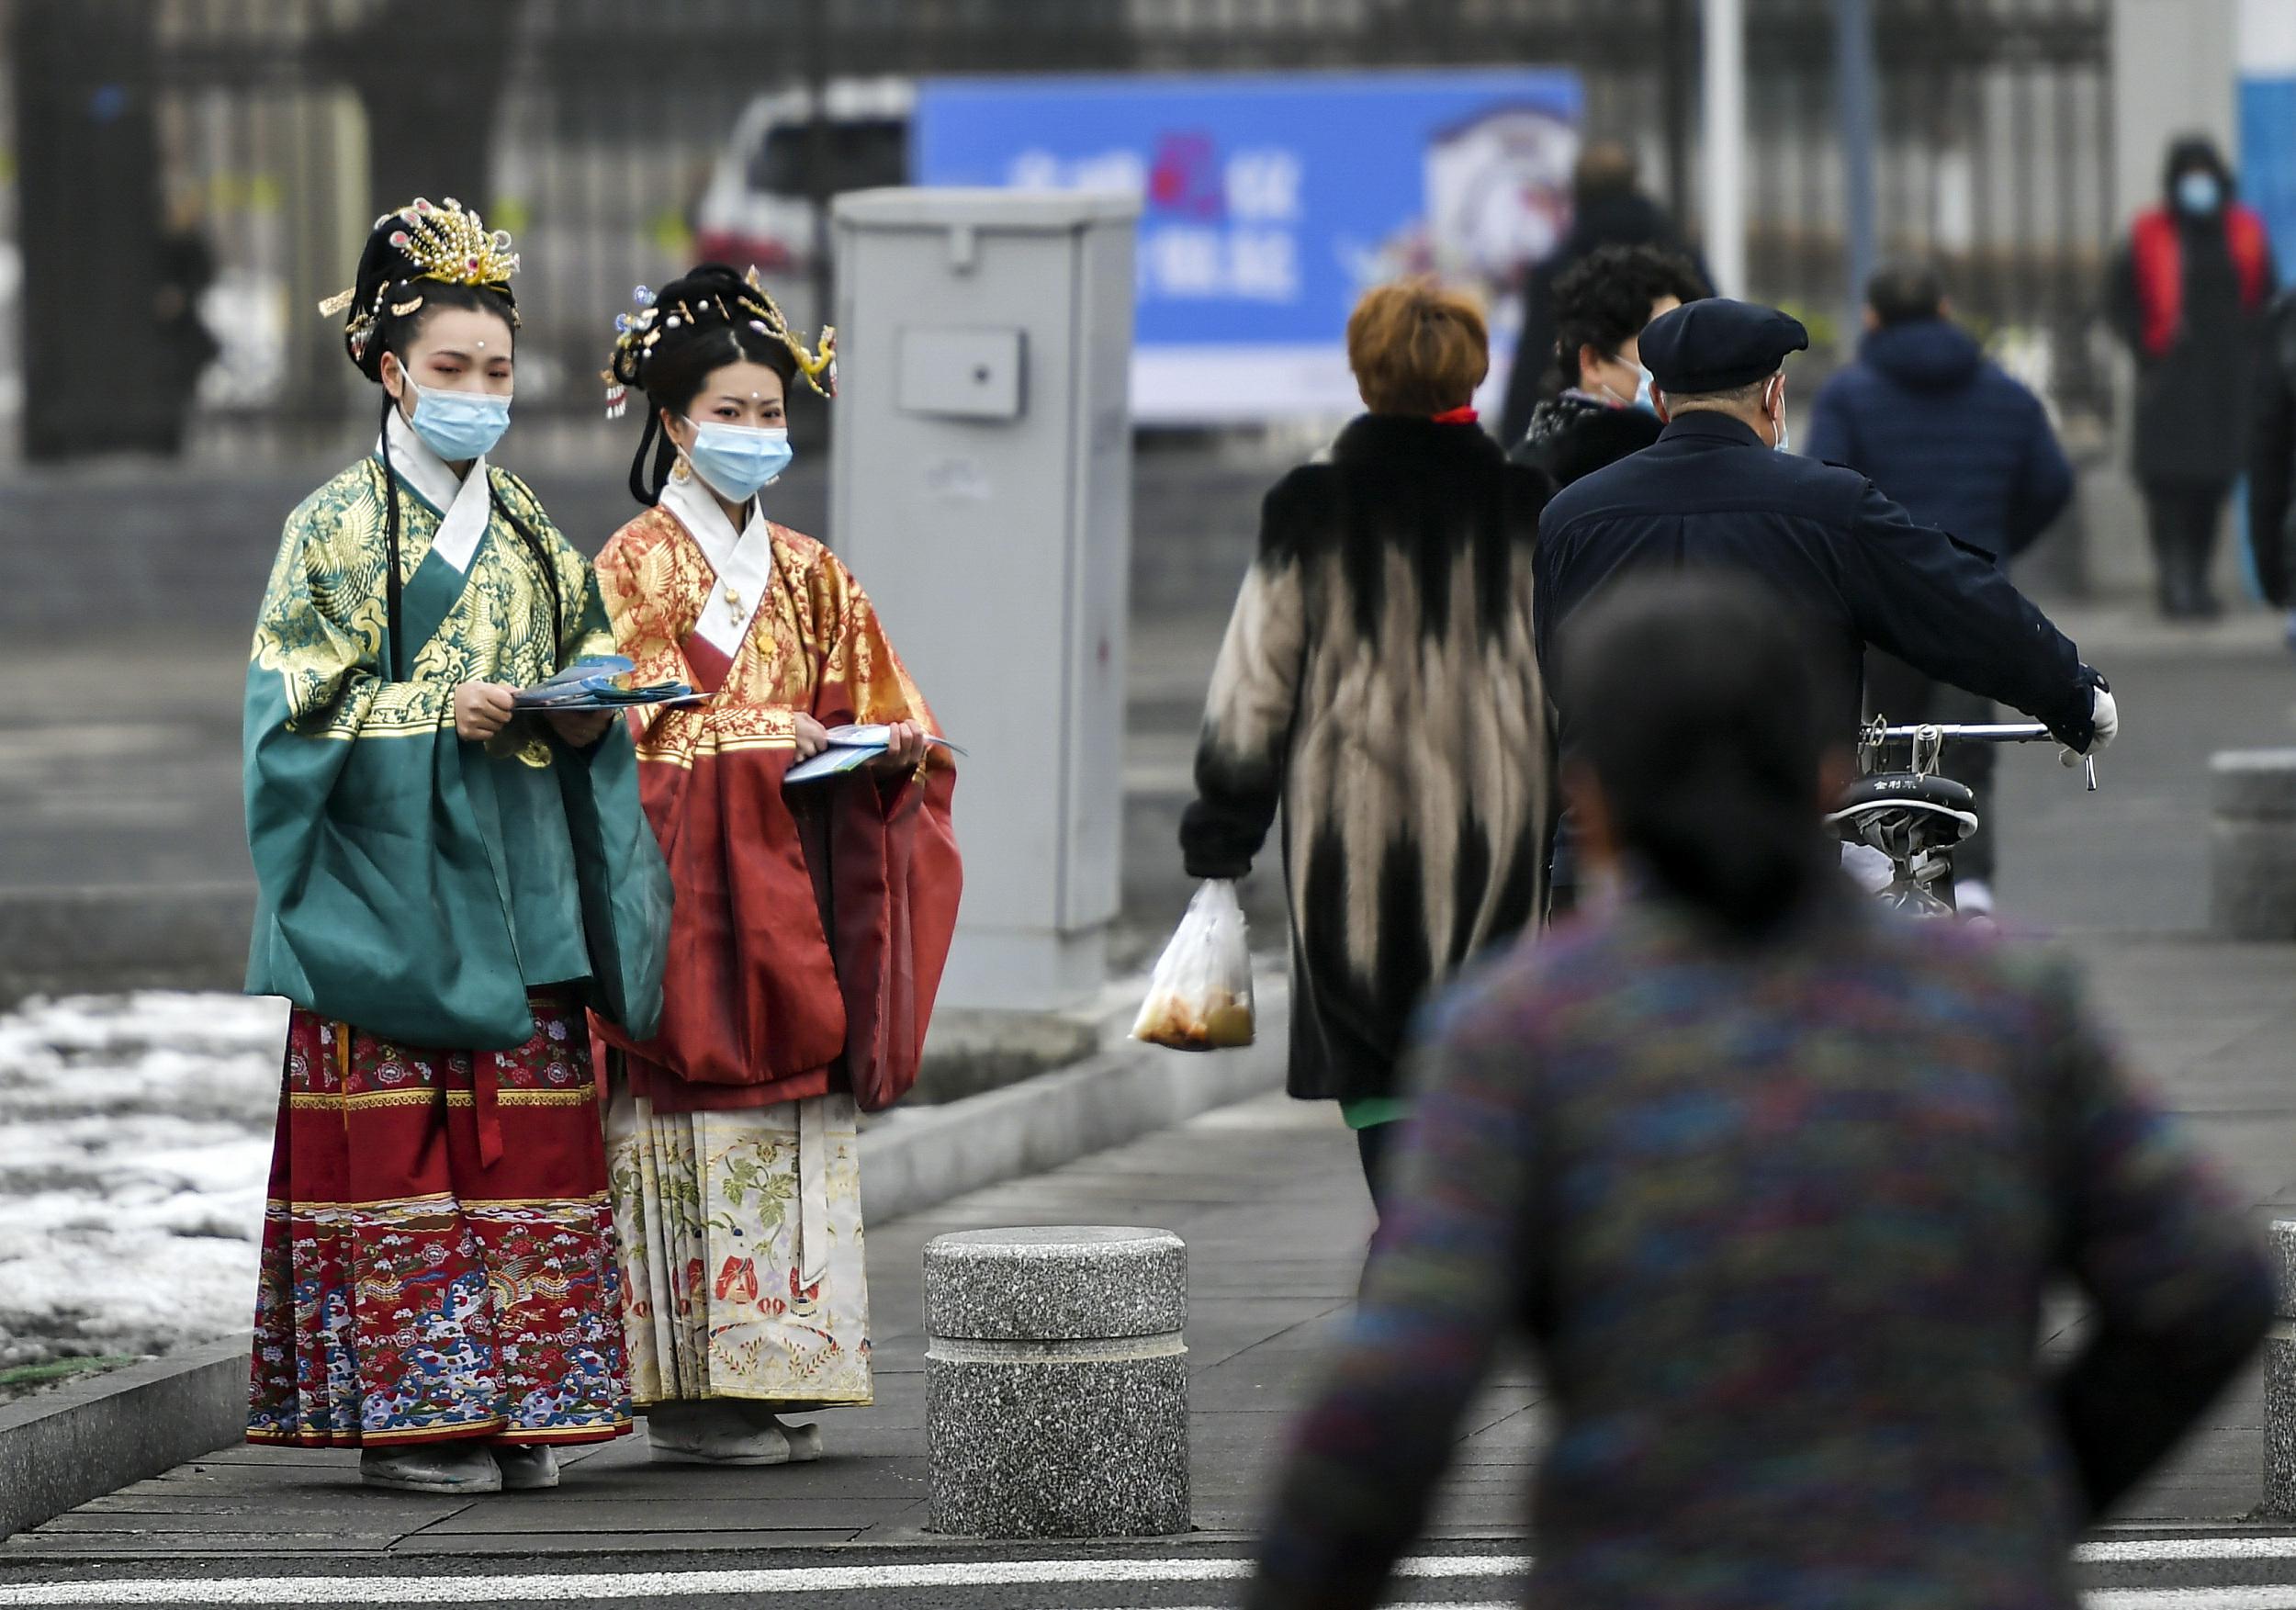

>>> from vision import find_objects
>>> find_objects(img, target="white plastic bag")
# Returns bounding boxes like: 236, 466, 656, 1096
1131, 880, 1255, 1052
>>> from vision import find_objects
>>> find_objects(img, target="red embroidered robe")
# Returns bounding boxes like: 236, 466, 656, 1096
591, 502, 961, 1112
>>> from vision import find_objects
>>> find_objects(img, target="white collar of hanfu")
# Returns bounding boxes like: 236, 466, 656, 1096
659, 472, 773, 656
380, 406, 491, 575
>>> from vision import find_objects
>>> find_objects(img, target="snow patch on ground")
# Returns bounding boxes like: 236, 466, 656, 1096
0, 993, 285, 1368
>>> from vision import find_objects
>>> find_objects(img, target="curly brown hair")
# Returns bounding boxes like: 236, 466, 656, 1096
1345, 279, 1489, 415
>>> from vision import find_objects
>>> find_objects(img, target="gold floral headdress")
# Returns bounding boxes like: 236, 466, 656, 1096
319, 197, 522, 363
602, 265, 836, 417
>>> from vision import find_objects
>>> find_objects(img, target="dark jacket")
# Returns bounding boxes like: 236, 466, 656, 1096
1500, 188, 1708, 445
1535, 413, 2103, 753
1510, 390, 1663, 490
2110, 183, 2276, 488
1805, 319, 2074, 564
2245, 290, 2296, 607
1182, 416, 1555, 1104
1248, 891, 2273, 1610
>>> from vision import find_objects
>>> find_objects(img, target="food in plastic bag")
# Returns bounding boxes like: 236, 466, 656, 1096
1131, 880, 1255, 1051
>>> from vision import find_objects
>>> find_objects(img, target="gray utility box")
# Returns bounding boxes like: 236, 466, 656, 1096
829, 188, 1142, 1010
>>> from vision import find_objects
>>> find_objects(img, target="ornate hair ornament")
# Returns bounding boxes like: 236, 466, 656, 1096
318, 197, 522, 361
601, 265, 836, 418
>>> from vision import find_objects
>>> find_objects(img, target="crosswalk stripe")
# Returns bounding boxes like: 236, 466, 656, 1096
2, 1546, 2292, 1607
0, 1556, 1529, 1607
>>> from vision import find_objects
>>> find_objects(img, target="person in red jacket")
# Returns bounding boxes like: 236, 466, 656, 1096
2110, 135, 2277, 619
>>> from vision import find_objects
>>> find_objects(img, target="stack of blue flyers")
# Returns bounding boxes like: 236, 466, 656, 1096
512, 655, 705, 712
784, 724, 964, 784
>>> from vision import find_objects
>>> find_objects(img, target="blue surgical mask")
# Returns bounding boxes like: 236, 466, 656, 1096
682, 420, 793, 503
404, 381, 512, 463
1600, 363, 1659, 415
2177, 171, 2223, 217
1768, 381, 1793, 454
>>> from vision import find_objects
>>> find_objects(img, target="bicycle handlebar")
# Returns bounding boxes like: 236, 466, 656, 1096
1869, 722, 2054, 744
1863, 718, 2096, 790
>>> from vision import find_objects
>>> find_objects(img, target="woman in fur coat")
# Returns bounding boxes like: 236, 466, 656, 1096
1180, 280, 1557, 1214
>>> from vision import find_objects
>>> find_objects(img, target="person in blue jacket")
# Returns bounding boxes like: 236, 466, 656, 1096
1535, 298, 2116, 911
1804, 264, 2076, 916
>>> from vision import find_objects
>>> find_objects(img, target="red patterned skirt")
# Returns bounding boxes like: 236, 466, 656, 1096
247, 991, 633, 1447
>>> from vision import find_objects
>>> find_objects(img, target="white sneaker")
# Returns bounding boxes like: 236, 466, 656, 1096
491, 1444, 560, 1491
646, 1402, 797, 1466
1955, 878, 1996, 919
360, 1444, 502, 1494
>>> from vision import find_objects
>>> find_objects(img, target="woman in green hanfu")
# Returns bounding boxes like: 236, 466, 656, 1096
242, 199, 670, 1497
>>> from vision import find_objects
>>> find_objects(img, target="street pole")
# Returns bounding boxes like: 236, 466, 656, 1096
1702, 0, 1747, 298
1835, 0, 1881, 340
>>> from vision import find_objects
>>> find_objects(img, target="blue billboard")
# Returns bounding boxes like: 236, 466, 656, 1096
913, 69, 1583, 421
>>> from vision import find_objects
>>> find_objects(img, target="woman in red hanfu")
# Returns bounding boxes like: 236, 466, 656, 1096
591, 264, 962, 1464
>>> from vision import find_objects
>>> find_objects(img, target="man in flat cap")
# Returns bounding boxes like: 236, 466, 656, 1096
1535, 298, 2117, 908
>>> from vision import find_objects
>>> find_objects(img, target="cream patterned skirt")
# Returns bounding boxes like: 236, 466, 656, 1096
603, 1087, 872, 1407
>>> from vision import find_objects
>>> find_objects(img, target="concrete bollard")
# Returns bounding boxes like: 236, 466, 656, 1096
2210, 750, 2296, 941
2266, 1222, 2296, 1517
924, 1226, 1189, 1537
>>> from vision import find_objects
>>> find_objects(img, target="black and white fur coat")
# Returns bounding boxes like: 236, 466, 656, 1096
1181, 413, 1557, 1103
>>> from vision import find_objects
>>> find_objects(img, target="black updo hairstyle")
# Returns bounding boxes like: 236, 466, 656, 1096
612, 264, 802, 508
336, 202, 559, 680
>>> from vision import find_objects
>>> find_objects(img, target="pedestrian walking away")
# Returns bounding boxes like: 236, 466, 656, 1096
2110, 133, 2277, 619
1246, 576, 2273, 1610
1806, 262, 2077, 915
591, 263, 962, 1467
1535, 297, 2118, 895
1181, 279, 1556, 1222
1497, 141, 1711, 446
2243, 270, 2296, 647
1510, 242, 1707, 490
242, 198, 672, 1495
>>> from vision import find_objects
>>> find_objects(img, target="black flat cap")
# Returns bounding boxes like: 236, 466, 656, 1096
1639, 298, 1810, 395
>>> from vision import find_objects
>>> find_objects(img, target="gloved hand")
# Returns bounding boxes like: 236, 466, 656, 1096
2062, 684, 2118, 766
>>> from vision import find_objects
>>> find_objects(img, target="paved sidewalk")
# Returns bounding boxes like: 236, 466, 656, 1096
6, 923, 2291, 1562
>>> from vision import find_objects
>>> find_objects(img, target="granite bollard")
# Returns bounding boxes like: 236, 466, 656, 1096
924, 1226, 1189, 1537
2209, 749, 2296, 941
2268, 1222, 2296, 1517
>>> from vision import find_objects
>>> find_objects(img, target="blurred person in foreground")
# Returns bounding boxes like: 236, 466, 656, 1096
1806, 263, 2076, 918
1182, 280, 1555, 1220
1499, 141, 1709, 445
1510, 242, 1708, 489
1245, 575, 2272, 1610
2110, 134, 2277, 620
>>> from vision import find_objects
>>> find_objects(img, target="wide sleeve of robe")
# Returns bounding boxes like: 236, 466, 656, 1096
591, 509, 962, 1113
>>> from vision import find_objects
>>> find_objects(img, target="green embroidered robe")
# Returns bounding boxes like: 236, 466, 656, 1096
244, 454, 670, 1050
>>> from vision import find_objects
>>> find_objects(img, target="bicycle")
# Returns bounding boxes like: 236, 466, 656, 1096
1827, 718, 2098, 918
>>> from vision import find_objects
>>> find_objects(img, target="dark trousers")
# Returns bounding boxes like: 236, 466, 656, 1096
1863, 649, 1998, 884
1356, 1122, 1395, 1219
2143, 483, 2229, 618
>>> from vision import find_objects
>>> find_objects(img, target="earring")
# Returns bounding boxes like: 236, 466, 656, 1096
670, 455, 691, 482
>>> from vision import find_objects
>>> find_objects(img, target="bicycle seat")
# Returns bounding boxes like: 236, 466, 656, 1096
1833, 773, 1975, 814
1826, 771, 1979, 848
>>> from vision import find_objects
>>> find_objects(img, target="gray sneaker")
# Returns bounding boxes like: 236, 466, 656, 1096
359, 1444, 502, 1494
491, 1444, 560, 1491
647, 1402, 798, 1465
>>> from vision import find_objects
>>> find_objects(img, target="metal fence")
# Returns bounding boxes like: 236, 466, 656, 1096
0, 0, 2114, 464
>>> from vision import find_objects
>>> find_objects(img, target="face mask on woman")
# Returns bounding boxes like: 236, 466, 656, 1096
404, 380, 512, 462
2176, 171, 2223, 217
682, 420, 793, 503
